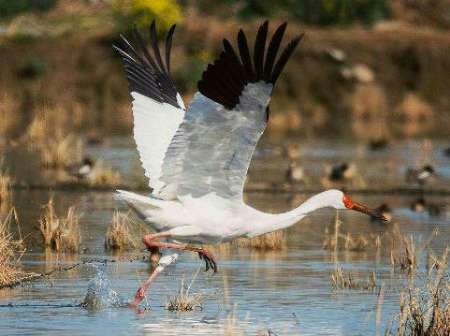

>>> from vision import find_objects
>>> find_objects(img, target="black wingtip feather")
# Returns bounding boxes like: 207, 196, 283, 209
165, 24, 176, 74
237, 29, 254, 81
270, 33, 304, 84
253, 21, 269, 81
198, 21, 303, 110
114, 20, 181, 108
149, 20, 166, 73
263, 22, 287, 81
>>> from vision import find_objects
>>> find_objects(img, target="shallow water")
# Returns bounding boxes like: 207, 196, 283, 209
0, 138, 449, 335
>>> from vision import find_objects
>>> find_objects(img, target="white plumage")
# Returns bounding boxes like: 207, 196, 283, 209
131, 92, 185, 195
115, 20, 385, 306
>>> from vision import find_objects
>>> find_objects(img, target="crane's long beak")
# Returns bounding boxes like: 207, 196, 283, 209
351, 201, 388, 221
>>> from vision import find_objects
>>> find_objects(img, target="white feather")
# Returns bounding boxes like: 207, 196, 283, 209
131, 92, 185, 195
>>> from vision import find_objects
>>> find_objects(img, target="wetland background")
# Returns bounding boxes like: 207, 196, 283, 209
0, 1, 449, 335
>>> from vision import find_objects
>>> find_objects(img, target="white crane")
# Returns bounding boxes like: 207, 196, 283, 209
114, 20, 386, 306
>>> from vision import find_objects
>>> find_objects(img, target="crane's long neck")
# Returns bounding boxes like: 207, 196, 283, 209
250, 191, 338, 237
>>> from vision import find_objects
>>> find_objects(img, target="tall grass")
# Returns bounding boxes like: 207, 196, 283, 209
331, 266, 377, 291
105, 210, 137, 250
233, 230, 286, 250
41, 134, 83, 168
87, 160, 122, 187
0, 94, 20, 138
0, 169, 12, 214
39, 198, 81, 252
0, 208, 25, 288
386, 248, 450, 335
166, 271, 205, 312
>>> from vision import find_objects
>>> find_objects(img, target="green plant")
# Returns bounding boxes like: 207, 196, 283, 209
112, 0, 182, 31
0, 0, 57, 20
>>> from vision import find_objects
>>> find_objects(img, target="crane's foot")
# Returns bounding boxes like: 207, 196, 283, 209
129, 284, 149, 308
197, 249, 217, 273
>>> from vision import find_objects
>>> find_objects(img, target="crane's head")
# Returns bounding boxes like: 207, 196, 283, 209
325, 190, 387, 221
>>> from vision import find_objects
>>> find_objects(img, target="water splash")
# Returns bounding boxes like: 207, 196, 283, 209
81, 264, 126, 310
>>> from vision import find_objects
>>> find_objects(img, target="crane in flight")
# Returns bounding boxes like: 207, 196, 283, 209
114, 20, 386, 306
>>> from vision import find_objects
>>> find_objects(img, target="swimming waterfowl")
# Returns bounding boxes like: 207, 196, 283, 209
286, 161, 305, 184
67, 157, 94, 179
328, 163, 355, 181
370, 203, 392, 223
411, 198, 426, 213
406, 165, 435, 186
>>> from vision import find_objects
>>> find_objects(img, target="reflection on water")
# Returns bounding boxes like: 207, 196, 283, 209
0, 138, 449, 335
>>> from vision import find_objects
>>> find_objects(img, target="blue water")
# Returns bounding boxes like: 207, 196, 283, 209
0, 138, 449, 335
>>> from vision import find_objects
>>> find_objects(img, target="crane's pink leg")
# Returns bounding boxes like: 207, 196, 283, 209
142, 232, 217, 272
130, 231, 217, 307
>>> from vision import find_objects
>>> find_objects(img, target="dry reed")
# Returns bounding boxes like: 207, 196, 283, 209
330, 266, 378, 291
105, 210, 137, 250
41, 134, 83, 168
387, 224, 438, 274
233, 230, 286, 250
386, 248, 449, 336
87, 160, 122, 187
323, 214, 379, 252
0, 94, 20, 138
166, 270, 205, 311
0, 208, 25, 288
0, 169, 12, 213
39, 198, 81, 252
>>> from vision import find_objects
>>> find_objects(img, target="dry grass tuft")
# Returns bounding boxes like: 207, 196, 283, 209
233, 230, 286, 250
387, 224, 437, 274
323, 214, 377, 252
0, 169, 13, 214
87, 160, 122, 187
0, 94, 21, 138
166, 272, 205, 312
39, 198, 81, 252
386, 248, 450, 336
41, 134, 83, 168
25, 115, 48, 145
0, 208, 25, 288
105, 210, 137, 250
331, 266, 378, 291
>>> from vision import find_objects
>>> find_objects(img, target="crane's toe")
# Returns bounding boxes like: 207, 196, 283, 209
197, 249, 217, 273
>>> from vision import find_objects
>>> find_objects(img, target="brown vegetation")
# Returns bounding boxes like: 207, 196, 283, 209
40, 134, 83, 168
331, 266, 377, 291
233, 230, 286, 250
166, 272, 204, 311
1, 8, 450, 140
87, 160, 122, 187
39, 198, 81, 252
0, 169, 12, 213
105, 210, 137, 250
0, 208, 25, 288
386, 248, 450, 336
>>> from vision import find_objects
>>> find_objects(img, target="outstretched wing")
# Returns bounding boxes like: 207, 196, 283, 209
158, 21, 303, 201
114, 21, 185, 194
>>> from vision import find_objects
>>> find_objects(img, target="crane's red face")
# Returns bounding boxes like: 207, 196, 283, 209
343, 194, 387, 221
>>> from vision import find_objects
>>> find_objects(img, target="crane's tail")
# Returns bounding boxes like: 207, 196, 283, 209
115, 190, 162, 221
